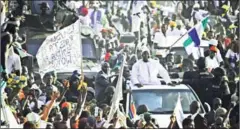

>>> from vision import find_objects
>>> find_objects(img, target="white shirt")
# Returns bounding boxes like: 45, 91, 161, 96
191, 10, 203, 23
166, 28, 180, 36
177, 28, 187, 36
225, 49, 239, 67
7, 53, 22, 74
88, 9, 105, 34
29, 100, 45, 110
205, 56, 220, 69
153, 31, 168, 47
131, 0, 148, 14
111, 15, 123, 33
1, 1, 6, 25
79, 15, 91, 26
216, 50, 224, 63
118, 1, 131, 10
131, 59, 171, 85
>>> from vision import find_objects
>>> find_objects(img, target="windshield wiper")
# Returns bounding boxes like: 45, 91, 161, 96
149, 111, 173, 114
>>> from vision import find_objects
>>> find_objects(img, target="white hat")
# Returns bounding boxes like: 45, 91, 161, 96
31, 84, 42, 96
209, 39, 218, 46
26, 112, 41, 124
141, 46, 150, 55
193, 3, 200, 9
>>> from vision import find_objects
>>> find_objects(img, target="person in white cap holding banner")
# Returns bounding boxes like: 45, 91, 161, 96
131, 47, 171, 87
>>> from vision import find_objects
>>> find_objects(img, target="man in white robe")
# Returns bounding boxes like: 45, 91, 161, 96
131, 47, 171, 87
131, 0, 148, 33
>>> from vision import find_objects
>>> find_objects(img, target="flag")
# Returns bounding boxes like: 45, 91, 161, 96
172, 95, 185, 128
107, 56, 125, 123
16, 47, 32, 58
183, 17, 209, 55
128, 95, 136, 119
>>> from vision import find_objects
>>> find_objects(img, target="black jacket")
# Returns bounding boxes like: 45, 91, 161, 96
94, 71, 110, 104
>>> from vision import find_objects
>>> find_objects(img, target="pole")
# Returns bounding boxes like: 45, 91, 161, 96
165, 30, 189, 52
82, 0, 85, 6
166, 16, 209, 52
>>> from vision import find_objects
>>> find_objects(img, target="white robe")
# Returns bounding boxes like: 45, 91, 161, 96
131, 59, 171, 85
205, 56, 220, 70
131, 0, 148, 32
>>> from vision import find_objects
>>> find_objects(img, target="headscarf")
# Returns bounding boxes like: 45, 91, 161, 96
209, 39, 218, 46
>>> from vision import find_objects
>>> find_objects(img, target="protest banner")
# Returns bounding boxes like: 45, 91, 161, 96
36, 19, 82, 74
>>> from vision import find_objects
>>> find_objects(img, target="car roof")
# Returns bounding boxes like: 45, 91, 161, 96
131, 84, 190, 90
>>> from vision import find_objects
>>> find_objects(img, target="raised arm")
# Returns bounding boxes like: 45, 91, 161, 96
41, 92, 60, 121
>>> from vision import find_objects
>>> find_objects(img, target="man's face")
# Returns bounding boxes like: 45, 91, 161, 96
86, 92, 94, 102
45, 75, 53, 85
186, 121, 195, 129
213, 100, 222, 110
142, 51, 149, 62
102, 63, 110, 74
123, 68, 131, 79
207, 32, 214, 39
161, 25, 167, 33
167, 54, 174, 63
209, 51, 216, 59
177, 25, 181, 30
71, 78, 80, 89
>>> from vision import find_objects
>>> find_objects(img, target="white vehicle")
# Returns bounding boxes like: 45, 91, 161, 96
126, 84, 206, 128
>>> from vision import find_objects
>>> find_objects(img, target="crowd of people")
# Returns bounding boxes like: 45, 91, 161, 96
0, 0, 239, 129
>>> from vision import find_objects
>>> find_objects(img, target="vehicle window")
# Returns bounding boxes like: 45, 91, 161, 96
82, 38, 97, 59
132, 89, 203, 114
26, 41, 43, 56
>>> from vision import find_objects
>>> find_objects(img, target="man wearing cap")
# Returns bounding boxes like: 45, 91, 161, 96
166, 21, 179, 36
131, 47, 171, 87
208, 39, 224, 67
78, 6, 90, 26
191, 3, 203, 25
205, 46, 221, 71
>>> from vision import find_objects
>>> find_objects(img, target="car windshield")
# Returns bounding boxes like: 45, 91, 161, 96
82, 38, 97, 59
132, 89, 203, 114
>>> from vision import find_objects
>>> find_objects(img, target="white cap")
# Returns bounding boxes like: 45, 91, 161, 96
193, 3, 200, 9
141, 46, 150, 55
209, 39, 218, 46
31, 84, 42, 96
26, 112, 41, 124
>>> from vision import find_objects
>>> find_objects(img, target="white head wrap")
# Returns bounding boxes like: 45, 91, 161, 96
209, 39, 218, 46
141, 46, 150, 55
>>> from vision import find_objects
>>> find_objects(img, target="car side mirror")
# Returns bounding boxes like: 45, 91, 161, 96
204, 102, 211, 113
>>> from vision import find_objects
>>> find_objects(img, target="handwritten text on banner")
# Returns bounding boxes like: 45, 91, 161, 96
36, 20, 82, 74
